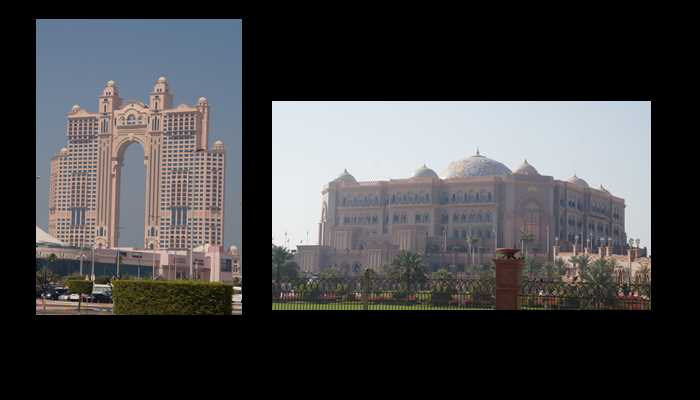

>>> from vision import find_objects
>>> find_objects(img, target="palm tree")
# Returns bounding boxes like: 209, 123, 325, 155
389, 251, 427, 291
272, 244, 295, 283
519, 229, 535, 258
553, 257, 567, 277
582, 258, 619, 308
569, 254, 591, 279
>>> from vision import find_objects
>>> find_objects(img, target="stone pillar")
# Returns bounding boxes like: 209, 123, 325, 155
573, 243, 578, 256
494, 248, 523, 310
584, 246, 589, 256
599, 246, 604, 259
606, 246, 611, 258
552, 245, 558, 258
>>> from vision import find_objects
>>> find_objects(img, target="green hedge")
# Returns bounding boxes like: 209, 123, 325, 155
112, 280, 233, 315
67, 280, 93, 295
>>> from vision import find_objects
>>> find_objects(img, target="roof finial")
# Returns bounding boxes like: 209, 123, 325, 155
476, 147, 480, 156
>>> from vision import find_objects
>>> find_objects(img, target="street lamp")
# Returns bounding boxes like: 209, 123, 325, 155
574, 234, 579, 253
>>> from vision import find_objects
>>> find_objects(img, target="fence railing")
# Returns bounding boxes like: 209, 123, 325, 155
518, 280, 651, 310
272, 276, 651, 310
273, 277, 496, 310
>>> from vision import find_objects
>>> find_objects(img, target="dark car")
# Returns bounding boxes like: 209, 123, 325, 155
91, 292, 112, 303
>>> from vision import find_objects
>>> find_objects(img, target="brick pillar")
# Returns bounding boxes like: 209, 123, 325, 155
494, 248, 523, 310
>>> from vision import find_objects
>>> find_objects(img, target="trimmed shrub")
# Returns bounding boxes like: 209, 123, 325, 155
67, 280, 93, 295
112, 280, 233, 315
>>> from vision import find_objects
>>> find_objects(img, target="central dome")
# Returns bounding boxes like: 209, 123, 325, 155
442, 150, 512, 178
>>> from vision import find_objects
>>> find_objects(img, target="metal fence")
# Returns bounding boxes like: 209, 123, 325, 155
272, 277, 496, 310
272, 277, 651, 310
518, 280, 651, 310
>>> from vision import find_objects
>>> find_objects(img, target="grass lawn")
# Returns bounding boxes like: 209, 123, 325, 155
272, 301, 493, 310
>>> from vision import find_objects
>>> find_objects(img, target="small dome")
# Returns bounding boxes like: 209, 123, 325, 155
106, 80, 115, 87
514, 159, 540, 176
198, 97, 208, 103
60, 147, 69, 154
214, 140, 224, 146
335, 169, 357, 184
442, 149, 512, 178
229, 245, 239, 255
413, 164, 438, 179
567, 174, 589, 188
158, 77, 167, 83
71, 105, 80, 112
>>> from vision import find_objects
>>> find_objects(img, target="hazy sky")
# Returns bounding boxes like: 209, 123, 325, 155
272, 101, 651, 253
36, 19, 242, 250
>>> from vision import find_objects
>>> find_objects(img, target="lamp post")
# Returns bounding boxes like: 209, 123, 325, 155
574, 234, 579, 254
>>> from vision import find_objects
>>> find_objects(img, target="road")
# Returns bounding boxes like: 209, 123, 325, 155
36, 299, 242, 315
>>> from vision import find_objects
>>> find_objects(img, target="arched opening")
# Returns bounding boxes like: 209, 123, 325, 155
116, 141, 146, 247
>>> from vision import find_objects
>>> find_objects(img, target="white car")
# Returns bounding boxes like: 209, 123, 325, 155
58, 293, 71, 301
69, 293, 80, 301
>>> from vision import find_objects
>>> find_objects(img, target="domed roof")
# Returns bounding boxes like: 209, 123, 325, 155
514, 159, 540, 176
60, 147, 69, 154
442, 149, 512, 178
213, 140, 224, 146
567, 174, 589, 188
198, 97, 207, 103
412, 164, 438, 179
106, 80, 115, 87
71, 105, 80, 112
158, 76, 167, 83
335, 169, 357, 184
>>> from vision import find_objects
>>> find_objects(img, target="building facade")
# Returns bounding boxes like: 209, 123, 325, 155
296, 150, 627, 273
48, 77, 226, 250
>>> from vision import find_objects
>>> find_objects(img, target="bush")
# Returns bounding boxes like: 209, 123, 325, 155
112, 280, 233, 315
67, 280, 93, 295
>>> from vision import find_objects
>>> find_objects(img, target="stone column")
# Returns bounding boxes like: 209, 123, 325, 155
494, 248, 524, 310
573, 243, 578, 256
552, 245, 558, 258
599, 246, 604, 259
606, 246, 611, 258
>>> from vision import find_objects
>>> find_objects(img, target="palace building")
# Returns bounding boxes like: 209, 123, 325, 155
48, 77, 226, 250
295, 150, 627, 273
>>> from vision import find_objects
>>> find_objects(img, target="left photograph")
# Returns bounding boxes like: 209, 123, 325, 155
35, 19, 242, 315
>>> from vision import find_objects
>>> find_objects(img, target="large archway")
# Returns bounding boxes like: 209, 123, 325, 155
115, 140, 146, 247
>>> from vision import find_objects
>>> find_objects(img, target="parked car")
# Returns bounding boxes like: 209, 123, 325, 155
91, 292, 112, 303
69, 293, 80, 301
58, 293, 71, 301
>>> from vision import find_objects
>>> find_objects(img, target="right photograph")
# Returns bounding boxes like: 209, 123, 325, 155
272, 101, 651, 311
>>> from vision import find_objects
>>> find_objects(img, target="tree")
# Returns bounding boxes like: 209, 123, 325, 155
272, 244, 296, 282
569, 254, 591, 279
319, 266, 344, 280
582, 258, 619, 308
387, 251, 427, 291
553, 257, 567, 276
522, 257, 543, 280
66, 279, 93, 312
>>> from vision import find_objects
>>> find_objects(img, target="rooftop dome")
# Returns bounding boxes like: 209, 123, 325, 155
71, 105, 80, 112
158, 76, 167, 83
335, 168, 357, 184
567, 174, 589, 188
442, 149, 512, 178
60, 147, 69, 154
412, 164, 439, 179
213, 140, 224, 146
106, 80, 115, 87
198, 97, 207, 103
514, 159, 540, 176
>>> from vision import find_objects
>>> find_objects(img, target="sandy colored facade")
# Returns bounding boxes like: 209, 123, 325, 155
48, 78, 225, 250
296, 150, 628, 273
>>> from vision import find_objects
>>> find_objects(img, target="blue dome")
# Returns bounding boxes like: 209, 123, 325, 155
442, 151, 512, 178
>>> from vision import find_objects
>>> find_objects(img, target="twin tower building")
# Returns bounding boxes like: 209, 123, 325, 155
48, 77, 225, 250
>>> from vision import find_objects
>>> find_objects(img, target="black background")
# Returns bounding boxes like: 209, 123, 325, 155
8, 8, 675, 359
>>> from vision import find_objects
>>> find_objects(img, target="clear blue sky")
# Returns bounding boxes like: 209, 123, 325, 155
272, 101, 651, 253
36, 19, 242, 250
